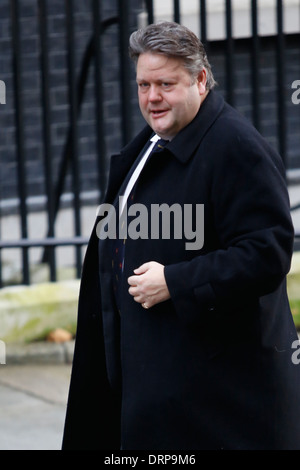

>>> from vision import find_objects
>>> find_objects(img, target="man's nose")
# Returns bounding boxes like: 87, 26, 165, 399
148, 85, 162, 102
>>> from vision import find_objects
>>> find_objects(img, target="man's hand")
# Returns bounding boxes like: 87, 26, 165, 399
128, 261, 171, 309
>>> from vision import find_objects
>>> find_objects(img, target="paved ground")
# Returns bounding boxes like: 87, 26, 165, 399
0, 363, 72, 450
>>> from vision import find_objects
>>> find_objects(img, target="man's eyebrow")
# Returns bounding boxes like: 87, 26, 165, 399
136, 76, 177, 83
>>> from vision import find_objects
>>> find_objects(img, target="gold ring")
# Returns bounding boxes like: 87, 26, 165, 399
142, 303, 149, 309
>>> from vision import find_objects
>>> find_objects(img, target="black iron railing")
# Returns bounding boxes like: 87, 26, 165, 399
0, 1, 121, 287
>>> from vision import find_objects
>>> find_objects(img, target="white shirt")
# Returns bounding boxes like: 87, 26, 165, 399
119, 134, 160, 214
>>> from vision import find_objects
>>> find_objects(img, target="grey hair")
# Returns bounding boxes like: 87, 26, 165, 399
129, 21, 216, 90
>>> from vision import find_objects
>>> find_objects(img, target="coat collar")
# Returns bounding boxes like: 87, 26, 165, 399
166, 90, 225, 163
104, 91, 224, 202
121, 90, 225, 165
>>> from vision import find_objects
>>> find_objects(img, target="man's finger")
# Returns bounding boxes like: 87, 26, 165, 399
133, 262, 150, 275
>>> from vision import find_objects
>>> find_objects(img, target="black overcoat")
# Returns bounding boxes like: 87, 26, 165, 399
62, 90, 300, 450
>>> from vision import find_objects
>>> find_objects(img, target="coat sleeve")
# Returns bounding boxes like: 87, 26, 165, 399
164, 122, 294, 324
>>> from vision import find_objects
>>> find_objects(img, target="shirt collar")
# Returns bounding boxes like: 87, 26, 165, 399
150, 134, 160, 143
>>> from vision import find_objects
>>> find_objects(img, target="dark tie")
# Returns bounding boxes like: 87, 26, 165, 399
112, 138, 168, 314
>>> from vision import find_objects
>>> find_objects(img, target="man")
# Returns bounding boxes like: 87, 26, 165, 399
62, 22, 300, 450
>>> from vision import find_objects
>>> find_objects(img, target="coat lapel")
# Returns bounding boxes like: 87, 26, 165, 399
103, 126, 154, 204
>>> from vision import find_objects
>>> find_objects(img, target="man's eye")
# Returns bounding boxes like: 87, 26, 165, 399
162, 82, 174, 89
139, 83, 149, 89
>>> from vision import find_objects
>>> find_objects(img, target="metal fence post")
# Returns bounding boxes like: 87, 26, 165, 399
38, 0, 56, 281
65, 0, 82, 278
10, 0, 30, 285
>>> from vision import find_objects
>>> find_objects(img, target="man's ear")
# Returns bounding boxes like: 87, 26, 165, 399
197, 69, 207, 95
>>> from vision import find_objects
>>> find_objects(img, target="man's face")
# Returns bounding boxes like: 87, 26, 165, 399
136, 52, 207, 140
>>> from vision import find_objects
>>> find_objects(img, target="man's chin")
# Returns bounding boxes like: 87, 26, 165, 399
150, 123, 170, 139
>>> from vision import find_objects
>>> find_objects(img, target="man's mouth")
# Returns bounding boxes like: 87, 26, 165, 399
150, 109, 168, 118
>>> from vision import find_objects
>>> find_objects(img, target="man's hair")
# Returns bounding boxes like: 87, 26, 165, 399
129, 21, 216, 90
